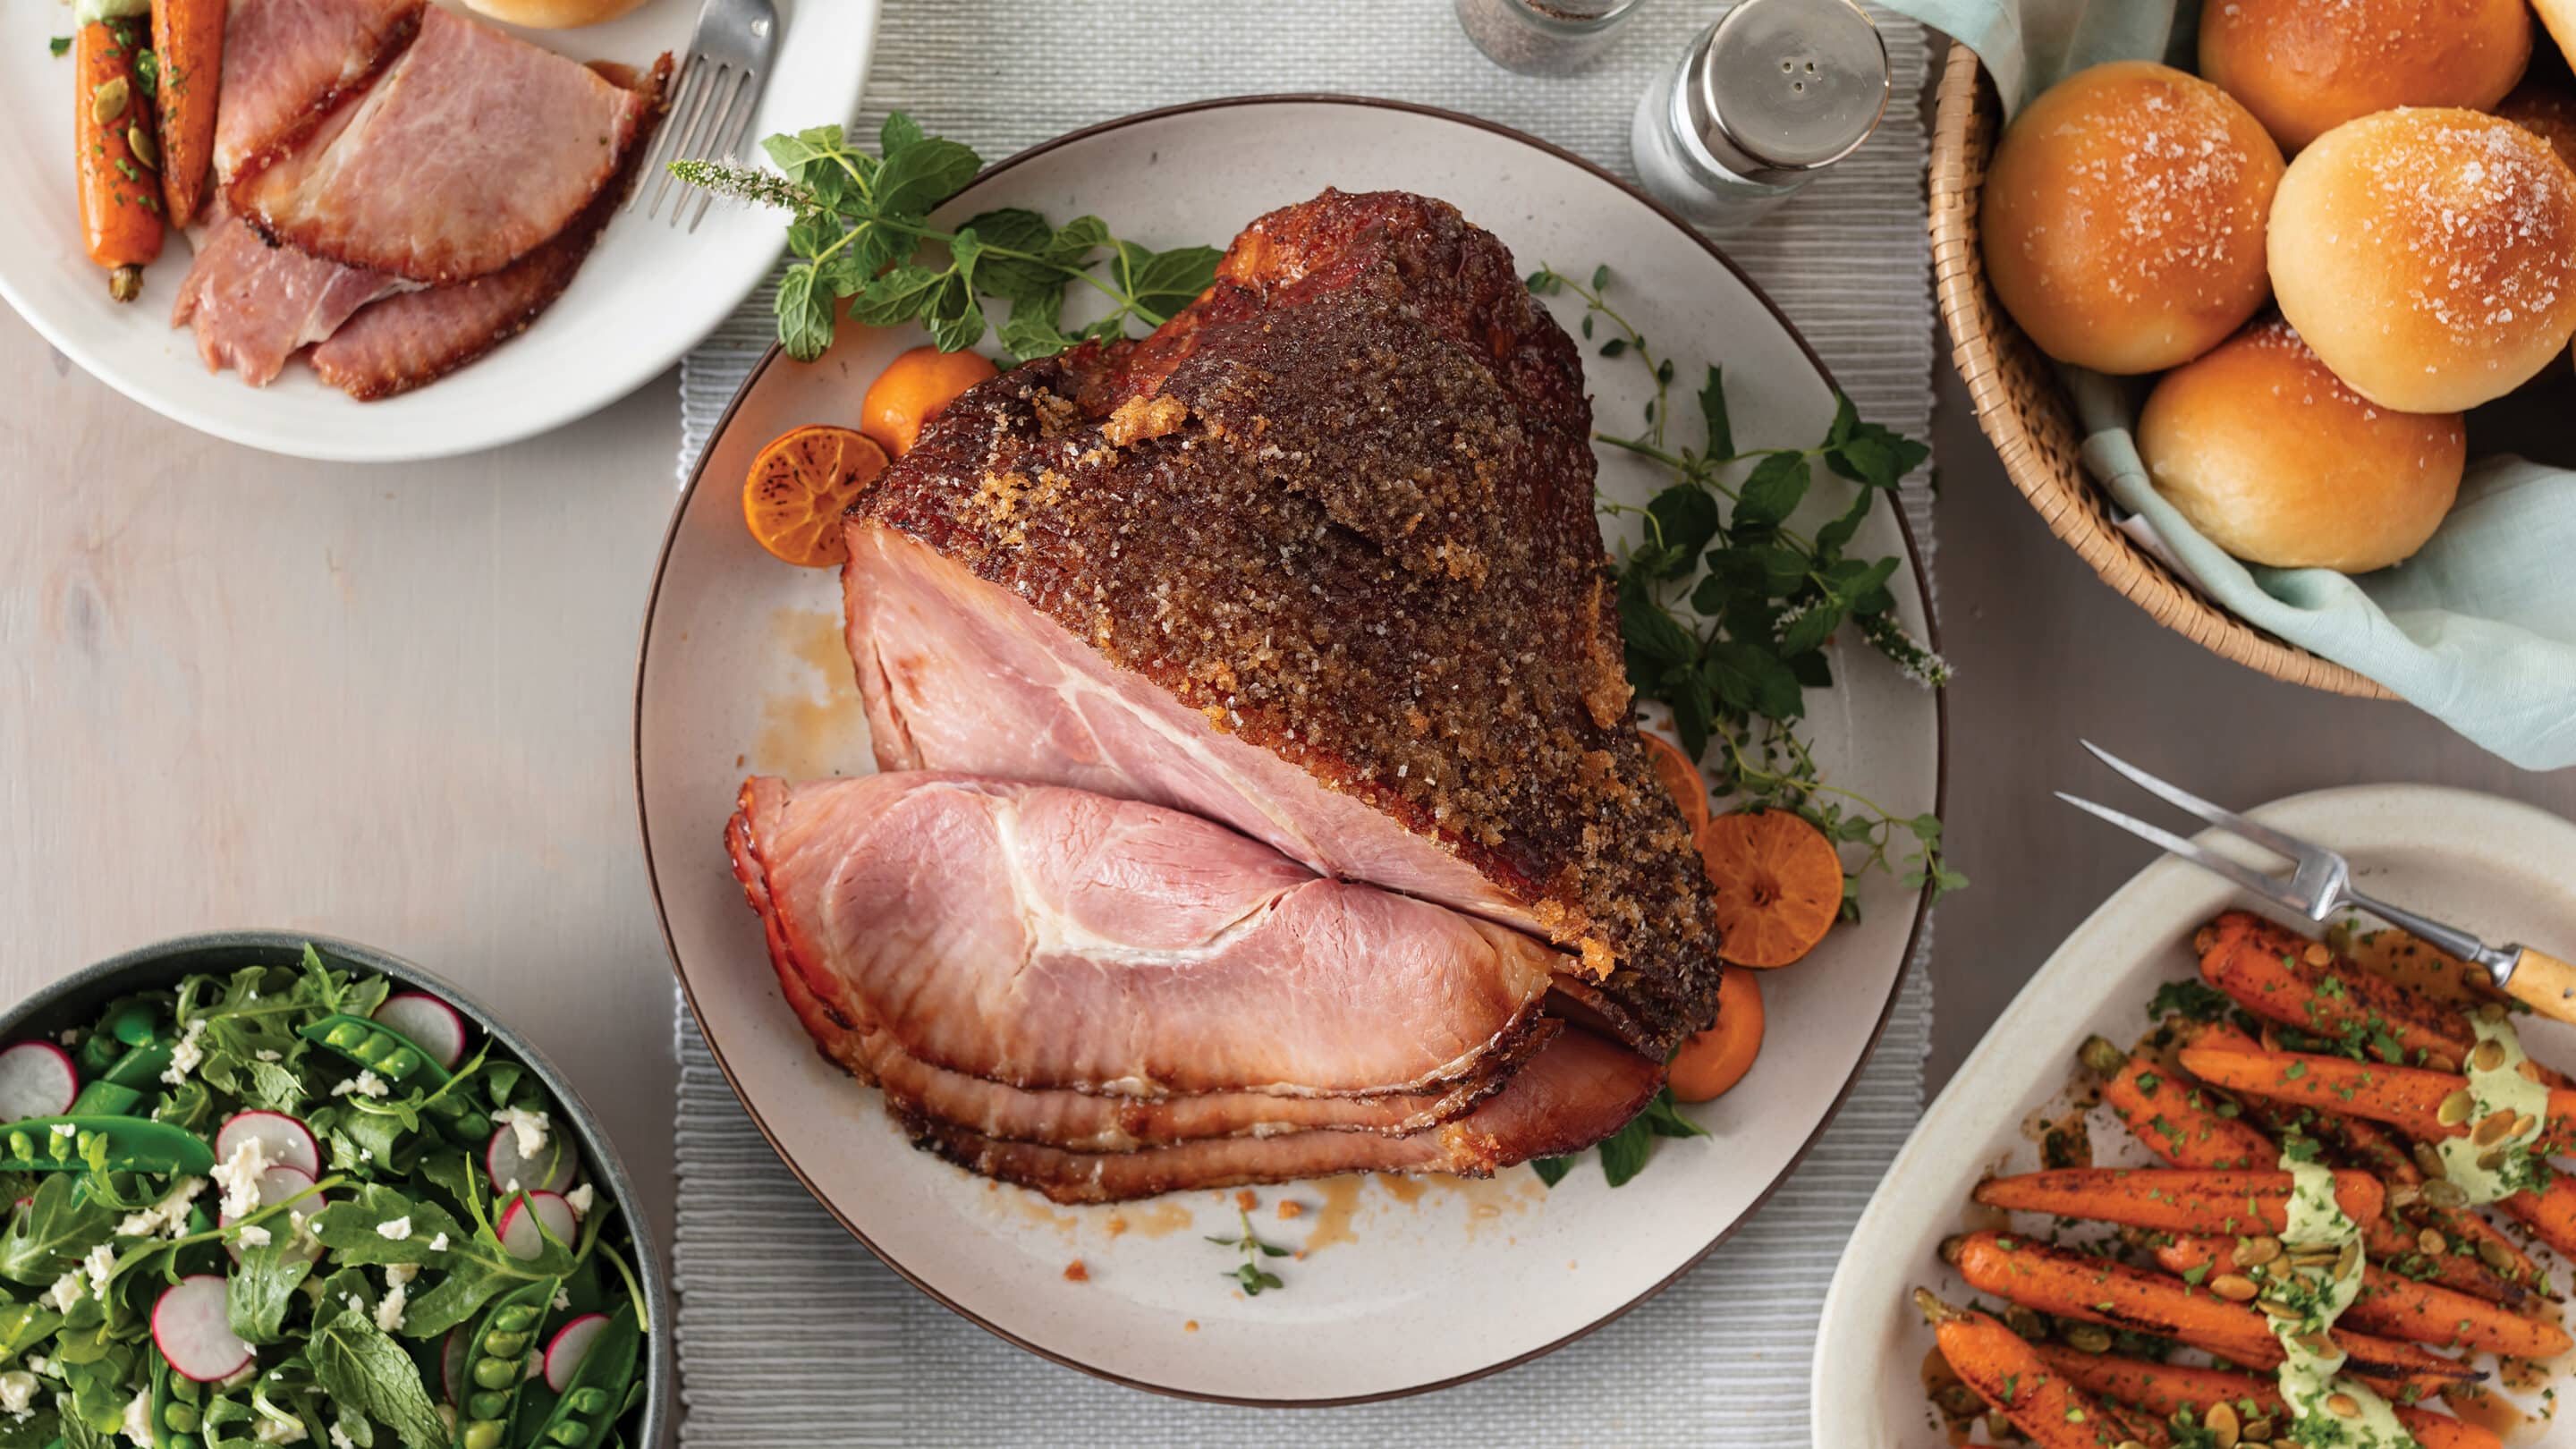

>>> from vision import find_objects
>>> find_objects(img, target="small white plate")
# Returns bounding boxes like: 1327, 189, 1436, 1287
1813, 784, 2576, 1444
0, 0, 877, 462
637, 96, 1945, 1403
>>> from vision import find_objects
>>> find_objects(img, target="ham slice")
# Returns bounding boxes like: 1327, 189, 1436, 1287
231, 6, 648, 284
212, 0, 421, 189
898, 1027, 1665, 1204
725, 774, 1562, 1099
171, 214, 401, 386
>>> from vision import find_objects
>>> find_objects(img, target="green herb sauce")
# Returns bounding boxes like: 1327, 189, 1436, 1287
2436, 1013, 2551, 1204
2274, 1153, 2419, 1447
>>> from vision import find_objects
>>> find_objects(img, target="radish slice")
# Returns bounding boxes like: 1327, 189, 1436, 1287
495, 1191, 575, 1261
215, 1111, 320, 1179
153, 1276, 253, 1381
541, 1313, 608, 1393
486, 1126, 576, 1197
0, 1043, 80, 1122
220, 1165, 325, 1263
372, 993, 468, 1070
441, 1328, 470, 1404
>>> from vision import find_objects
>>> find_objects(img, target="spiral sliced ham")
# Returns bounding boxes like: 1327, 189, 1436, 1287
230, 5, 648, 284
170, 214, 401, 386
210, 0, 421, 191
726, 774, 1560, 1099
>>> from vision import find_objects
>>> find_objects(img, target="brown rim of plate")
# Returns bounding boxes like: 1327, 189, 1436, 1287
630, 92, 1950, 1409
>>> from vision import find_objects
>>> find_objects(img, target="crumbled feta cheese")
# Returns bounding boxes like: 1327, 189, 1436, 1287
159, 1018, 208, 1087
427, 1233, 449, 1252
253, 1415, 308, 1445
55, 1029, 81, 1048
494, 1107, 550, 1160
329, 1071, 388, 1101
376, 1216, 411, 1241
48, 1124, 74, 1142
329, 1424, 357, 1449
233, 1224, 272, 1249
563, 1183, 595, 1216
385, 1263, 419, 1287
119, 1387, 151, 1445
550, 1287, 570, 1312
212, 1133, 276, 1219
82, 1242, 116, 1299
342, 1293, 366, 1317
115, 1176, 205, 1239
374, 1280, 406, 1334
27, 1357, 53, 1377
42, 1273, 82, 1313
255, 1049, 282, 1063
0, 1370, 34, 1415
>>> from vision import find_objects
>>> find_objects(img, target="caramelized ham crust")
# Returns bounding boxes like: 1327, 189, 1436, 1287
845, 190, 1725, 1055
727, 775, 1561, 1098
899, 1027, 1665, 1205
211, 0, 421, 190
231, 6, 648, 284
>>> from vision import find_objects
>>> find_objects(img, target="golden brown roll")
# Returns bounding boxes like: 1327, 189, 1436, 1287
2199, 0, 2532, 152
2538, 0, 2576, 73
2268, 108, 2576, 412
460, 0, 648, 26
2139, 318, 2464, 572
1979, 62, 2283, 375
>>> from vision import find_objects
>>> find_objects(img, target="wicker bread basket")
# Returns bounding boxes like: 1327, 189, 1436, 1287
1927, 41, 2398, 699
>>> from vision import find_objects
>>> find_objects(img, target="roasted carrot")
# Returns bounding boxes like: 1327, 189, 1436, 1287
2149, 1236, 2571, 1360
2201, 912, 2473, 1065
74, 12, 164, 300
2177, 1046, 2576, 1154
1912, 1291, 2134, 1449
1946, 1232, 2481, 1391
1973, 1167, 2383, 1238
2035, 1347, 2502, 1449
2088, 1034, 2273, 1170
2497, 1173, 2576, 1264
2341, 923, 2504, 1012
149, 0, 222, 223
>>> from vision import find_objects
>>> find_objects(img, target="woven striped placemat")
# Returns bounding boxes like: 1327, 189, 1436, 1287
671, 4, 1940, 1441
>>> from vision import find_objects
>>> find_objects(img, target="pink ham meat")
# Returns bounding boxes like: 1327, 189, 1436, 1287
230, 6, 648, 284
171, 215, 401, 386
901, 1027, 1665, 1205
725, 774, 1561, 1099
211, 0, 422, 190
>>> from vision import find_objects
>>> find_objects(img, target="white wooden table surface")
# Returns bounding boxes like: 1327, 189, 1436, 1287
6, 303, 2576, 1284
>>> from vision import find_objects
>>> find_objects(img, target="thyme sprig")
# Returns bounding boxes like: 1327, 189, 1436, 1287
1204, 1208, 1289, 1296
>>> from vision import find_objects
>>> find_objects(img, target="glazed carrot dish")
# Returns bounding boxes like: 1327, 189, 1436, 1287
1918, 911, 2576, 1449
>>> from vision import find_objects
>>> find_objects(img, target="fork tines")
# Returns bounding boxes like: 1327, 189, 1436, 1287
630, 1, 775, 233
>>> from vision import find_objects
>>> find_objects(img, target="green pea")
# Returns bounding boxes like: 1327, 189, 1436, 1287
548, 1423, 589, 1447
462, 1421, 503, 1449
494, 1303, 540, 1333
468, 1391, 506, 1419
108, 1004, 157, 1047
352, 1033, 397, 1066
323, 1021, 370, 1051
47, 1131, 72, 1161
566, 1388, 608, 1415
75, 1131, 98, 1157
162, 1401, 199, 1432
165, 1436, 201, 1449
376, 1047, 421, 1080
8, 1131, 31, 1159
480, 1330, 527, 1357
472, 1357, 517, 1391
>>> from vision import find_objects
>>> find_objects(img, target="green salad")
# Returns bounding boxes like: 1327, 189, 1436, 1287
0, 948, 648, 1449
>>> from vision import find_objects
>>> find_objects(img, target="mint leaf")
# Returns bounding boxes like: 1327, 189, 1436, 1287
228, 1242, 316, 1344
1733, 453, 1810, 532
1597, 1115, 1655, 1187
1113, 241, 1222, 322
309, 1186, 462, 1268
1697, 366, 1733, 459
878, 111, 924, 158
1645, 484, 1720, 576
1529, 1156, 1573, 1188
870, 134, 979, 218
957, 208, 1060, 303
775, 265, 834, 362
311, 1306, 449, 1449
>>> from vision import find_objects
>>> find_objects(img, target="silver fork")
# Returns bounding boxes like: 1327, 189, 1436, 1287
630, 0, 779, 232
2059, 741, 2576, 1025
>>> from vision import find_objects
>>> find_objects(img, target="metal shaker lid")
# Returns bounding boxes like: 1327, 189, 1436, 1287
1682, 0, 1889, 185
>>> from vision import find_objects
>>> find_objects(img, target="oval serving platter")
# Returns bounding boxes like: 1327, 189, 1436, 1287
1814, 783, 2576, 1444
638, 95, 1945, 1403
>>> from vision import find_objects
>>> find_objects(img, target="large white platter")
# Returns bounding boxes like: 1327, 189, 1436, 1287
0, 0, 876, 462
636, 96, 1945, 1403
1815, 784, 2576, 1443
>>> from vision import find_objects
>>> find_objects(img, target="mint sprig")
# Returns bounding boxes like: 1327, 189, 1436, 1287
669, 114, 1221, 362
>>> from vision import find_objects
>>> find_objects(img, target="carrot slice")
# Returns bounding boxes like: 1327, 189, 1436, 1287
2178, 1046, 2576, 1155
2034, 1348, 2500, 1449
1697, 809, 1843, 968
149, 0, 222, 223
1973, 1167, 2383, 1238
2088, 1034, 2273, 1170
1912, 1292, 2129, 1449
1667, 966, 1761, 1103
2150, 1237, 2570, 1360
742, 425, 888, 568
1635, 730, 1709, 837
74, 16, 163, 299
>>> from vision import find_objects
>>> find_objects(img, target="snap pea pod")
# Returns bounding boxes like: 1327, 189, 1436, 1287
72, 1002, 159, 1079
518, 1305, 640, 1449
149, 1352, 204, 1449
100, 1039, 174, 1089
301, 1015, 491, 1142
66, 1080, 142, 1116
453, 1280, 557, 1449
0, 1115, 212, 1175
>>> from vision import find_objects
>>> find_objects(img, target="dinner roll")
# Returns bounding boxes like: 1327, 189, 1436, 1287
1979, 62, 2283, 375
2139, 319, 2464, 572
460, 0, 648, 27
2199, 0, 2532, 152
2538, 0, 2576, 73
2268, 109, 2576, 412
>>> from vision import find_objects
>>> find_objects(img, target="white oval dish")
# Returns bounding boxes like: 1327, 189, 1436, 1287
637, 96, 1945, 1403
1814, 783, 2576, 1443
0, 0, 877, 462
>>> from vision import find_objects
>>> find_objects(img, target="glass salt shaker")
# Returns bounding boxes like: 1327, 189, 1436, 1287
1631, 0, 1889, 228
1456, 0, 1648, 77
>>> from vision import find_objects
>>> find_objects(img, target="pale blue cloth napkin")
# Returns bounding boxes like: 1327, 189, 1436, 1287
1882, 0, 2576, 771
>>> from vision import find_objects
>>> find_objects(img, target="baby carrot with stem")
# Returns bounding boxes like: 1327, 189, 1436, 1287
149, 0, 222, 223
1972, 1166, 2384, 1238
2177, 1046, 2576, 1153
2033, 1348, 2501, 1449
72, 1, 163, 300
2149, 1236, 2572, 1360
1911, 1290, 2139, 1449
2084, 1033, 2272, 1170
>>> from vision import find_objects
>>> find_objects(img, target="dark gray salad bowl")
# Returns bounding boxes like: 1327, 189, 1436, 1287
0, 930, 673, 1449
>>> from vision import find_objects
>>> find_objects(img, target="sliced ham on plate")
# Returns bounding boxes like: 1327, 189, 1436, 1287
171, 214, 402, 386
231, 5, 650, 284
212, 0, 422, 191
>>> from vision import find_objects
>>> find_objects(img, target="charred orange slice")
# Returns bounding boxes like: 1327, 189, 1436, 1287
1698, 809, 1843, 969
744, 424, 888, 568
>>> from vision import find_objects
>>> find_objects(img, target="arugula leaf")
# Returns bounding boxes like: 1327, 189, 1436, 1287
0, 1176, 114, 1287
229, 1242, 317, 1344
310, 1306, 448, 1449
308, 1187, 462, 1269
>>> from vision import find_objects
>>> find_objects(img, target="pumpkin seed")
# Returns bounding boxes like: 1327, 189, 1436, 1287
2210, 1273, 2260, 1302
2423, 1179, 2469, 1209
2438, 1089, 2478, 1127
2475, 1108, 2518, 1147
125, 121, 155, 169
2471, 1038, 2507, 1073
2004, 1304, 2046, 1339
90, 76, 129, 125
2242, 1418, 2276, 1444
2114, 1441, 2148, 1449
2415, 1141, 2450, 1180
2388, 1182, 2423, 1210
2078, 1037, 2128, 1075
2258, 1297, 2303, 1320
2207, 1401, 2242, 1448
2063, 1324, 2112, 1354
2294, 1331, 2336, 1358
2326, 1392, 2360, 1418
2425, 1052, 2459, 1073
2417, 1227, 2446, 1257
2303, 944, 2333, 966
2479, 1238, 2518, 1274
2336, 1240, 2362, 1280
2235, 1235, 2282, 1267
2480, 1003, 2509, 1023
2515, 1113, 2540, 1140
2519, 1059, 2543, 1082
